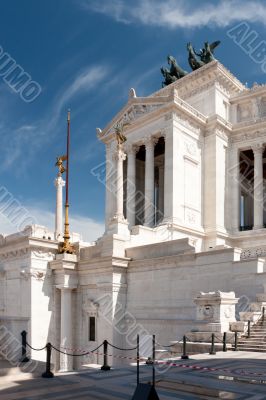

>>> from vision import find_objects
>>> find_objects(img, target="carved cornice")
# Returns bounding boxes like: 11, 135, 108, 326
151, 61, 245, 100
0, 248, 29, 261
231, 129, 266, 144
173, 113, 202, 136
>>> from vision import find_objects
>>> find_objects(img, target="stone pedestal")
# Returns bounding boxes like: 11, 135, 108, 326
193, 291, 239, 333
50, 254, 78, 372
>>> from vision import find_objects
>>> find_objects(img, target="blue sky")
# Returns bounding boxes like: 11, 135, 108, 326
1, 0, 266, 241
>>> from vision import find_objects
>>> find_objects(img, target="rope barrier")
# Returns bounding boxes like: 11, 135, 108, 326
107, 341, 138, 351
214, 334, 228, 343
26, 342, 47, 351
51, 342, 104, 357
157, 337, 184, 347
60, 343, 103, 354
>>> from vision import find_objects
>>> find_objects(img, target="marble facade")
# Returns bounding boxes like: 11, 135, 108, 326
2, 61, 266, 369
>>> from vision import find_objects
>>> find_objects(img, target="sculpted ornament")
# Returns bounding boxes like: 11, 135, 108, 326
82, 298, 99, 317
31, 250, 55, 260
184, 140, 197, 157
161, 40, 220, 86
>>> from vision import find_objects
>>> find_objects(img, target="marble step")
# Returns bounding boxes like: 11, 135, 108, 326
243, 333, 266, 337
238, 348, 266, 352
239, 341, 266, 345
238, 343, 266, 348
238, 344, 266, 350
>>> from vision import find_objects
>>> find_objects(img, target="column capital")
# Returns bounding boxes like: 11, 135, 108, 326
126, 143, 139, 155
143, 136, 158, 148
252, 143, 264, 155
54, 176, 65, 187
161, 126, 172, 138
113, 148, 126, 161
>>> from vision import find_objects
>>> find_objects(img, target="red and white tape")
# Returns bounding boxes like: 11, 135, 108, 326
59, 346, 266, 379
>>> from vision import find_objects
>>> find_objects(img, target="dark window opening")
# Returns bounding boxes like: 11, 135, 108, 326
89, 316, 96, 341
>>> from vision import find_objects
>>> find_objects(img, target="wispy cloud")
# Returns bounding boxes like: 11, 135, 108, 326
53, 65, 109, 125
81, 0, 266, 29
0, 65, 109, 172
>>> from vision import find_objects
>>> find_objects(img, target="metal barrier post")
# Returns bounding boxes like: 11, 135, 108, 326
209, 333, 216, 355
222, 332, 227, 352
137, 334, 140, 385
20, 331, 29, 362
181, 335, 189, 360
42, 343, 54, 378
101, 340, 111, 371
233, 331, 238, 351
262, 307, 265, 325
247, 320, 251, 338
152, 334, 155, 388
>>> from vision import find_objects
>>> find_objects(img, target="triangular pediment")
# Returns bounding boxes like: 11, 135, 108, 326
97, 94, 171, 142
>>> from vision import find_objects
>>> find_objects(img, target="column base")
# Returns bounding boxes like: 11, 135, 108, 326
106, 215, 130, 237
253, 225, 264, 230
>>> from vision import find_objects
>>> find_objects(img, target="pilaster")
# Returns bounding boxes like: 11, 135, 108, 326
253, 143, 264, 230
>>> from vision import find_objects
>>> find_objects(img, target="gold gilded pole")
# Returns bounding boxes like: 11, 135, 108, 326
59, 110, 74, 254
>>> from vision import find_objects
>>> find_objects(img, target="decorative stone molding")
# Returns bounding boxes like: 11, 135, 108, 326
173, 113, 201, 135
194, 291, 239, 333
0, 248, 29, 261
20, 268, 46, 281
174, 99, 206, 124
129, 88, 136, 98
164, 112, 173, 121
241, 247, 266, 259
215, 128, 229, 142
184, 140, 198, 157
231, 129, 266, 143
31, 250, 55, 260
100, 103, 164, 141
82, 298, 99, 317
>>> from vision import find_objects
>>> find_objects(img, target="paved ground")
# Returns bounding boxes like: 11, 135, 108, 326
1, 351, 266, 399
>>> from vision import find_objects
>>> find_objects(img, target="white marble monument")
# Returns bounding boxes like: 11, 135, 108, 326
2, 60, 266, 369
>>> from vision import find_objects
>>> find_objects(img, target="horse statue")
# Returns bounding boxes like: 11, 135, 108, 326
160, 67, 177, 87
167, 55, 188, 79
160, 40, 221, 86
187, 42, 205, 70
194, 41, 221, 64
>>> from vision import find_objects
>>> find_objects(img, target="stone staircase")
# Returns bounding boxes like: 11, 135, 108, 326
238, 321, 266, 352
236, 293, 266, 352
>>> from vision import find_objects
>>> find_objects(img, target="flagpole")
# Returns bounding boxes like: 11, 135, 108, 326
59, 110, 74, 254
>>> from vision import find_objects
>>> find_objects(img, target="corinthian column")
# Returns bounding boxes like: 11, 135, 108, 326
54, 176, 65, 240
253, 144, 264, 230
126, 145, 137, 227
144, 137, 156, 227
113, 145, 126, 220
